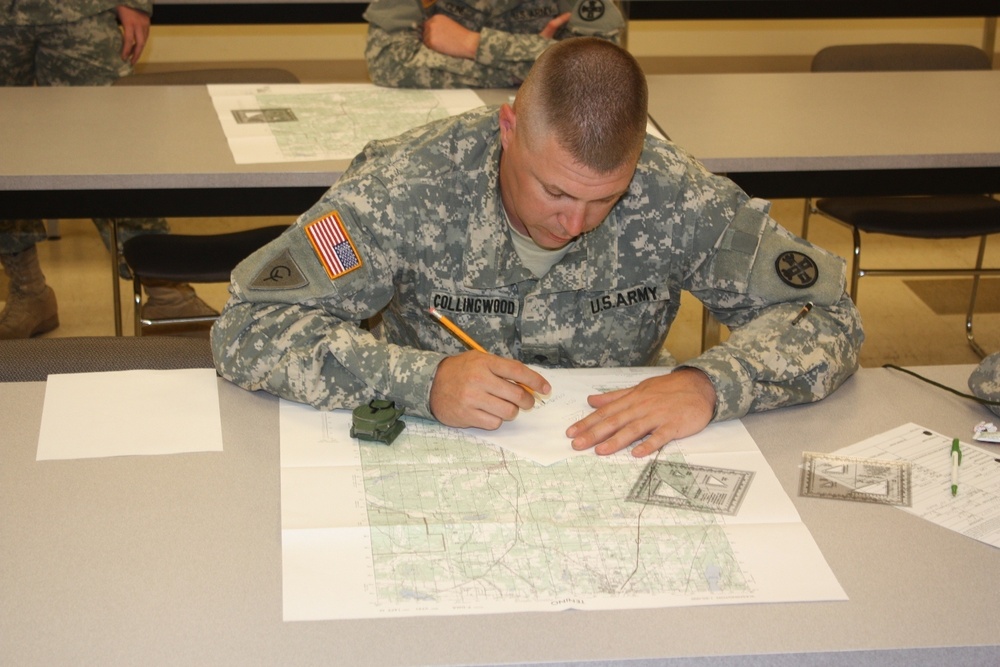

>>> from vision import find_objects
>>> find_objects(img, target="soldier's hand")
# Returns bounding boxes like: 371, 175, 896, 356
566, 368, 717, 457
429, 352, 550, 430
540, 13, 571, 39
115, 6, 151, 65
422, 15, 481, 60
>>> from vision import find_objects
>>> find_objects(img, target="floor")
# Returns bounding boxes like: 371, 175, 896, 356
2, 197, 998, 368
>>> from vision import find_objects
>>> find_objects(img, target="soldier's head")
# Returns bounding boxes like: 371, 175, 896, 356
515, 37, 648, 172
498, 37, 647, 249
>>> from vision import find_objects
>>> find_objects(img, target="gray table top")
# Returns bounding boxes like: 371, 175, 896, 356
3, 72, 999, 193
646, 70, 1000, 175
0, 86, 518, 193
0, 85, 349, 191
2, 364, 998, 666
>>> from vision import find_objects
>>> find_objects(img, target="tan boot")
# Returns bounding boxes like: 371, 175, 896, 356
141, 281, 218, 321
0, 246, 59, 339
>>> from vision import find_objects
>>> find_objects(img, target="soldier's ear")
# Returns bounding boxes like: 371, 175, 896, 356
498, 103, 516, 150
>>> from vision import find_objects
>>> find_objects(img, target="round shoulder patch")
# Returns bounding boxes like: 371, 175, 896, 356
578, 0, 606, 21
775, 251, 819, 289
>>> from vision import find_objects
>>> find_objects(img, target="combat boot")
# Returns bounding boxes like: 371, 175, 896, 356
0, 246, 59, 339
142, 280, 219, 321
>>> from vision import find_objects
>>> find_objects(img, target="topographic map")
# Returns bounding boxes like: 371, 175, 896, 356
208, 84, 484, 163
279, 370, 846, 621
360, 419, 748, 610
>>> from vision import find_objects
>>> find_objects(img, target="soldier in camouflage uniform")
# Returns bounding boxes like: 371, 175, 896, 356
969, 353, 1000, 418
364, 0, 624, 88
0, 0, 216, 338
212, 38, 864, 457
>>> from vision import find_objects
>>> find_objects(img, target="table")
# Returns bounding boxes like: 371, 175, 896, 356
0, 85, 505, 335
0, 85, 345, 219
646, 69, 1000, 347
646, 69, 1000, 198
2, 361, 997, 665
0, 86, 516, 219
5, 74, 999, 336
5, 72, 1000, 218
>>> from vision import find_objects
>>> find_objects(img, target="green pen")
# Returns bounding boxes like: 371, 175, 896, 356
950, 438, 963, 497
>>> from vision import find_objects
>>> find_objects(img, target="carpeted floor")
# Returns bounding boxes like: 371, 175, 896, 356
904, 278, 1000, 315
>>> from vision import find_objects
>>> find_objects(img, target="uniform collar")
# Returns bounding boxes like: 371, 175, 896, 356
460, 121, 620, 293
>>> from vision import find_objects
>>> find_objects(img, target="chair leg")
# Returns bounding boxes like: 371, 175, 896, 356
801, 199, 814, 240
109, 219, 123, 336
45, 219, 61, 240
966, 235, 989, 358
701, 307, 721, 352
849, 226, 862, 303
132, 274, 144, 337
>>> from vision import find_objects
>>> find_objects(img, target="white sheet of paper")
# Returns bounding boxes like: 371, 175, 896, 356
36, 369, 224, 460
470, 366, 674, 465
832, 422, 1000, 549
208, 83, 484, 164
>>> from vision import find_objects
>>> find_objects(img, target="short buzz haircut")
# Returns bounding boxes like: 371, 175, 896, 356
515, 37, 648, 173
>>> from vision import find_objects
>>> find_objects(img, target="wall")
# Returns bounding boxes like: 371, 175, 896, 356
627, 17, 989, 57
139, 17, 994, 79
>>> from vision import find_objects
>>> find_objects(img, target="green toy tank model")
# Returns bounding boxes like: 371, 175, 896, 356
350, 399, 405, 445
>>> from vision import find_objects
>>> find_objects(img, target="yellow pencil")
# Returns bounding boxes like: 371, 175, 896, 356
427, 307, 545, 405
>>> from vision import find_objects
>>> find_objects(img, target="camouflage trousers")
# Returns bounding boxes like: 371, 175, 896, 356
0, 11, 168, 276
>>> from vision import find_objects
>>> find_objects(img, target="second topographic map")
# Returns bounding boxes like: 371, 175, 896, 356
209, 84, 485, 164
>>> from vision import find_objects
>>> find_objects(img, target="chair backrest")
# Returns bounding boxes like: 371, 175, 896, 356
113, 68, 300, 86
122, 225, 290, 283
811, 43, 992, 72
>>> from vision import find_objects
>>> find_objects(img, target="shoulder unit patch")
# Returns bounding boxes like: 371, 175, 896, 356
775, 251, 818, 289
578, 0, 606, 21
249, 249, 309, 290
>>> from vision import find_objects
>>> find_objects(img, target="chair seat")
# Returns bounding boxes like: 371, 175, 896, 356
122, 225, 288, 283
811, 43, 993, 72
814, 196, 1000, 238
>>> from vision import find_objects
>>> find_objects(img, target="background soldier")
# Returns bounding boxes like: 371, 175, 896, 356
364, 0, 625, 88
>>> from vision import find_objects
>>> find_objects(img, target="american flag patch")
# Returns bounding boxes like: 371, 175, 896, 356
304, 211, 363, 280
